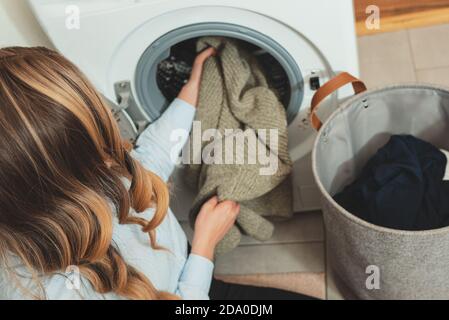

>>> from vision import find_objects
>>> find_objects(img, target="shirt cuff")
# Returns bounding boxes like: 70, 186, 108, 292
173, 98, 196, 112
166, 98, 196, 130
180, 254, 214, 294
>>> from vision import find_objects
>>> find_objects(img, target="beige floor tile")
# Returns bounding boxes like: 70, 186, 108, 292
214, 242, 324, 275
416, 66, 449, 87
409, 24, 449, 70
357, 30, 416, 88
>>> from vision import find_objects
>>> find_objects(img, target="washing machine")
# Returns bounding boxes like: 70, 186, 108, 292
29, 0, 359, 278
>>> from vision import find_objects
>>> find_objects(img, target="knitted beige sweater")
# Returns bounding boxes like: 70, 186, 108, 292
185, 37, 293, 254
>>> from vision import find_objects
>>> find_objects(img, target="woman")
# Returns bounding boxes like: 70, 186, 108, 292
0, 46, 311, 300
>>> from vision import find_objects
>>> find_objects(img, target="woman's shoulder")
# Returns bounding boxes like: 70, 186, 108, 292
0, 254, 119, 300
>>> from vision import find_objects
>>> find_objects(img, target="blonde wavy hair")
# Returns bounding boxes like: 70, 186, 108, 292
0, 47, 175, 299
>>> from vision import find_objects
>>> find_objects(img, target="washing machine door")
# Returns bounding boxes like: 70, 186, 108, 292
105, 6, 337, 215
106, 6, 335, 123
30, 2, 351, 215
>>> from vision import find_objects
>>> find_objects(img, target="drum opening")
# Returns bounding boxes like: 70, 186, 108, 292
156, 37, 291, 110
135, 22, 304, 123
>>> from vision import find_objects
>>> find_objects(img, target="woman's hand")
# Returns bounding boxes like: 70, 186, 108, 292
191, 196, 240, 261
177, 47, 216, 107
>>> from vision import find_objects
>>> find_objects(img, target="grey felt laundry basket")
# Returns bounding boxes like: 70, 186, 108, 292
311, 72, 449, 299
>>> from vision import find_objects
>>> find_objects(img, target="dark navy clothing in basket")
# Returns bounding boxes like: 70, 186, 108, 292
334, 135, 449, 230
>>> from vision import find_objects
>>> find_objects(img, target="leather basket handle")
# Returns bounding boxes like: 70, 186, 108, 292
310, 72, 367, 130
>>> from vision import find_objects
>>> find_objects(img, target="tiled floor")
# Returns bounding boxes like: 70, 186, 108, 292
358, 23, 449, 89
327, 23, 449, 300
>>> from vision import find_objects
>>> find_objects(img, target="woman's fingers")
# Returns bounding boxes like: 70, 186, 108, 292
234, 203, 241, 216
202, 195, 219, 211
216, 200, 240, 219
195, 47, 216, 64
177, 47, 216, 106
192, 196, 239, 261
190, 47, 216, 83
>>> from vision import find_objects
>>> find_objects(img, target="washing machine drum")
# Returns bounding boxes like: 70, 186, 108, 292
134, 23, 304, 124
156, 38, 290, 108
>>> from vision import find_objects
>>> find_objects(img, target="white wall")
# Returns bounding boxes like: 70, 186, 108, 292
0, 0, 52, 47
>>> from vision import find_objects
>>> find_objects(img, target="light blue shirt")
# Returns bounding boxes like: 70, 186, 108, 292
0, 99, 214, 300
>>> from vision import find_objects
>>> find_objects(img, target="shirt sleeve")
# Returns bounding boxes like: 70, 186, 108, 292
176, 254, 214, 300
130, 98, 196, 182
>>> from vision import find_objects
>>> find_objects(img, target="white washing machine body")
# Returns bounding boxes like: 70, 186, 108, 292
29, 0, 359, 216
